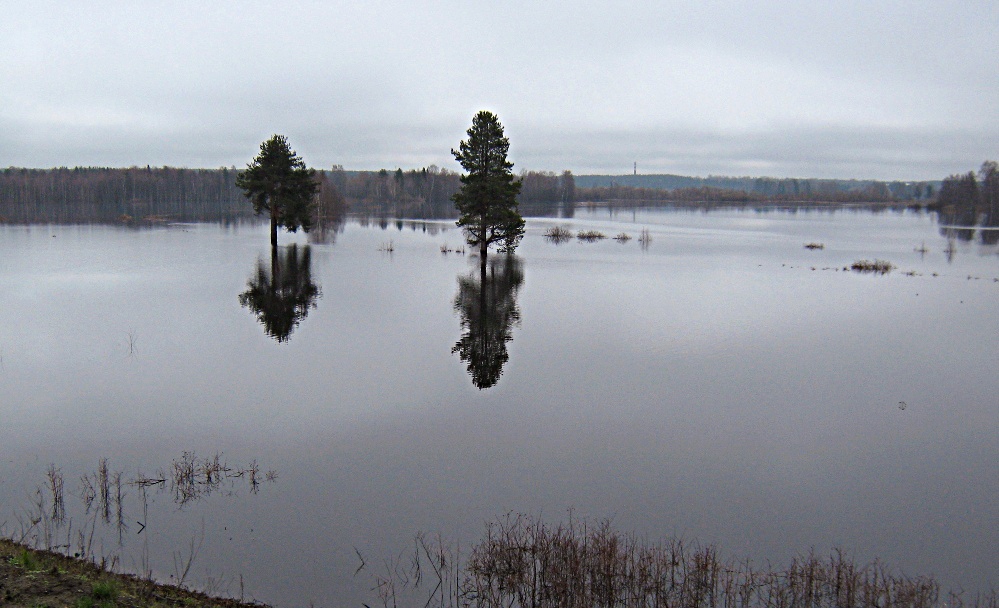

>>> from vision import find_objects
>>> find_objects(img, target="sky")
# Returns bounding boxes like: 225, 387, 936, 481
1, 1, 996, 180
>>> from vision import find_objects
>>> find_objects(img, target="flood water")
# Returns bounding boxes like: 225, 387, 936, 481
1, 207, 997, 606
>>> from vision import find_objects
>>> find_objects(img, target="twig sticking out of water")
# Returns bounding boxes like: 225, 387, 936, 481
98, 459, 111, 523
46, 464, 65, 524
354, 547, 367, 576
113, 471, 126, 541
79, 473, 96, 513
441, 243, 468, 255
638, 227, 652, 249
944, 241, 956, 262
126, 329, 138, 357
247, 460, 260, 494
172, 521, 204, 588
165, 452, 272, 505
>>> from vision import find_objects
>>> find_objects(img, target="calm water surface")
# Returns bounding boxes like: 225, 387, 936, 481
1, 208, 997, 606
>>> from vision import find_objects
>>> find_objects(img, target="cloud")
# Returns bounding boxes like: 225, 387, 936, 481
1, 1, 996, 178
515, 125, 999, 180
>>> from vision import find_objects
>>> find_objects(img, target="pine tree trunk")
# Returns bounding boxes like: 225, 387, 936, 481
271, 247, 279, 288
480, 260, 488, 296
480, 215, 488, 270
270, 204, 278, 250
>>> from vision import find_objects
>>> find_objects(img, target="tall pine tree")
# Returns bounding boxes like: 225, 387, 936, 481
452, 111, 525, 266
236, 135, 319, 249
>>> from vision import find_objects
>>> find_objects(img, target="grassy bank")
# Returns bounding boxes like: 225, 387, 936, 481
0, 538, 267, 608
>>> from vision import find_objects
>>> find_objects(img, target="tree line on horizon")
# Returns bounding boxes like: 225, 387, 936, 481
0, 163, 954, 225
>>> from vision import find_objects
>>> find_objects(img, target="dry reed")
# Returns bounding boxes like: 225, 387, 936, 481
370, 514, 996, 608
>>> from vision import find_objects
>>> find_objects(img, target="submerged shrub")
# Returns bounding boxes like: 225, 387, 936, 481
576, 230, 607, 242
851, 259, 894, 274
544, 225, 574, 244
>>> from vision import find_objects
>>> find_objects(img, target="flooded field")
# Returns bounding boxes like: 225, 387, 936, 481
1, 207, 997, 606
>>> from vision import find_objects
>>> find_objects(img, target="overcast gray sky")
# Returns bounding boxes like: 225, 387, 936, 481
2, 1, 996, 179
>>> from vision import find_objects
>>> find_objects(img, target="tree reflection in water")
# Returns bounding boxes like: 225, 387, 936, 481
239, 244, 321, 342
452, 255, 524, 389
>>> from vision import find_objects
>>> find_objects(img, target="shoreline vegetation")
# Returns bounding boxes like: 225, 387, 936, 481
1, 455, 278, 606
6, 514, 997, 608
0, 165, 960, 226
5, 461, 996, 607
362, 514, 999, 608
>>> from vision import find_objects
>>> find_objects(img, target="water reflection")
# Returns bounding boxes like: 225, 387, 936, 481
309, 172, 349, 245
307, 213, 346, 245
452, 256, 524, 389
936, 195, 999, 247
238, 244, 321, 342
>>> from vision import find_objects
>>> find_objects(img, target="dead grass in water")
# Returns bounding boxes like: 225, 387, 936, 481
543, 225, 574, 244
362, 513, 997, 608
851, 259, 894, 274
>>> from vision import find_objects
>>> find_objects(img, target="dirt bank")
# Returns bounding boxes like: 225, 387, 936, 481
0, 538, 268, 608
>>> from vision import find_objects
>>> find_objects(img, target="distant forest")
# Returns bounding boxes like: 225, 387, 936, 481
0, 163, 972, 225
574, 173, 937, 202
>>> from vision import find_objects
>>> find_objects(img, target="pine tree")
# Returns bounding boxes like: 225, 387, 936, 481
451, 111, 525, 265
235, 135, 319, 249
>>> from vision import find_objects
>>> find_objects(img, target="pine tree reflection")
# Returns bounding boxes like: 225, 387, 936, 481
452, 256, 524, 389
239, 244, 321, 342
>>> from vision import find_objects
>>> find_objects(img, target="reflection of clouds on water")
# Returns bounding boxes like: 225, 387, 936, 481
452, 256, 524, 390
239, 244, 321, 342
4, 211, 997, 603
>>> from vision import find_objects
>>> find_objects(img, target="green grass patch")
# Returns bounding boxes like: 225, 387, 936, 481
10, 548, 41, 571
91, 579, 119, 600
